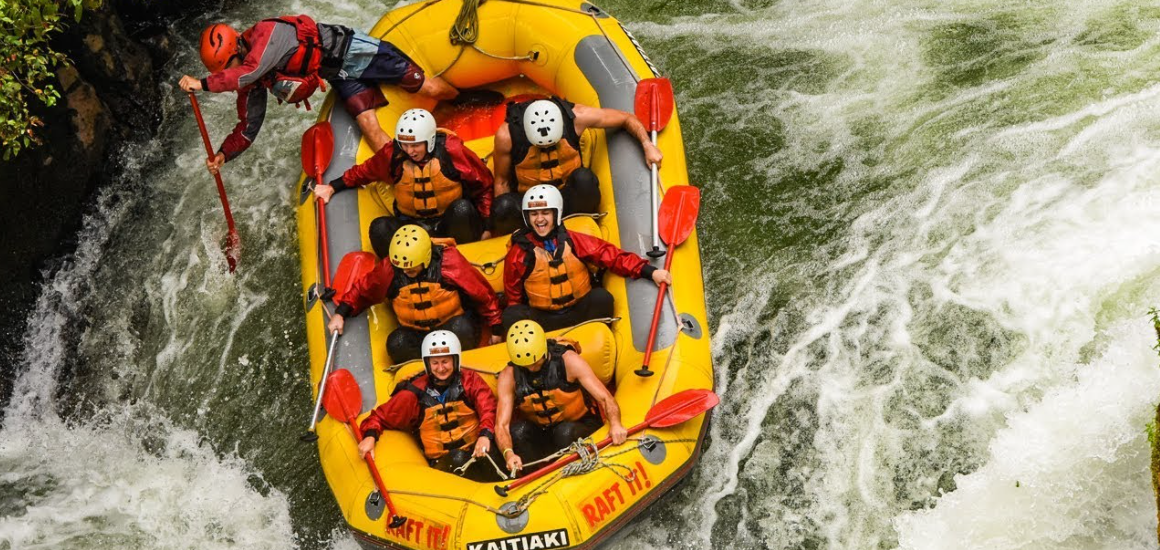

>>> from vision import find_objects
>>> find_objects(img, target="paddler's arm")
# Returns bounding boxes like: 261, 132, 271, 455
495, 367, 522, 472
563, 350, 626, 445
491, 123, 514, 196
327, 260, 394, 334
357, 391, 419, 460
572, 103, 662, 168
314, 142, 395, 204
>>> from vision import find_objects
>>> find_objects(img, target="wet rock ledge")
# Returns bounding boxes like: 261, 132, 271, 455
0, 0, 224, 415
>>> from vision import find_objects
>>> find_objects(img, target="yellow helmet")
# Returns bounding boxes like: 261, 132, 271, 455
506, 320, 547, 367
389, 225, 432, 269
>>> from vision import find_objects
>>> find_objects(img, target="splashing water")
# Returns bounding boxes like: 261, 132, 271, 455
4, 0, 1160, 548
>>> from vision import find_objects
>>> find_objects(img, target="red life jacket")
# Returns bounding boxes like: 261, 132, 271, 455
244, 15, 327, 109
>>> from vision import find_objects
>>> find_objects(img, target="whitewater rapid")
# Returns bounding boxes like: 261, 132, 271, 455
3, 0, 1160, 549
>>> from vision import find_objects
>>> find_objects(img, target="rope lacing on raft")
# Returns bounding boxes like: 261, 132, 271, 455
372, 437, 698, 518
375, 0, 640, 81
506, 436, 699, 516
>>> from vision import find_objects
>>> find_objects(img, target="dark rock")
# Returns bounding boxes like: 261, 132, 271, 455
0, 2, 223, 417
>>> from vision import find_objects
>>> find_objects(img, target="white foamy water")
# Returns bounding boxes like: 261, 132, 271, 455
619, 0, 1160, 548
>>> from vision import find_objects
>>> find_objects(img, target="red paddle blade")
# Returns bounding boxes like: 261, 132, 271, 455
645, 388, 719, 429
658, 185, 701, 247
634, 78, 674, 132
301, 122, 335, 179
321, 369, 363, 423
331, 251, 377, 300
225, 230, 241, 273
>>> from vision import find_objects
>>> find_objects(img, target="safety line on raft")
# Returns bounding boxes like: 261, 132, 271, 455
378, 436, 700, 518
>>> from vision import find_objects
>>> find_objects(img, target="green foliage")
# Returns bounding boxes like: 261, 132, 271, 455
0, 0, 97, 161
1150, 307, 1160, 357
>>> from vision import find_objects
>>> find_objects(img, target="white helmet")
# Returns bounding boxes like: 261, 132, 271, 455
395, 108, 437, 151
521, 184, 564, 229
420, 330, 462, 375
522, 100, 564, 147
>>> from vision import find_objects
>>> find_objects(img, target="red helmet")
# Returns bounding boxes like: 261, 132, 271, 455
199, 23, 241, 73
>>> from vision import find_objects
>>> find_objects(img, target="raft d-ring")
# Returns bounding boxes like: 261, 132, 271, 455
529, 44, 548, 66
638, 436, 667, 465
481, 262, 498, 275
365, 490, 385, 521
496, 502, 529, 534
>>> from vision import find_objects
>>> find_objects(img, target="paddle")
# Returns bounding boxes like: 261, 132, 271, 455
636, 185, 701, 377
494, 388, 719, 497
188, 92, 240, 273
301, 122, 335, 288
634, 77, 675, 259
322, 369, 408, 529
301, 251, 379, 443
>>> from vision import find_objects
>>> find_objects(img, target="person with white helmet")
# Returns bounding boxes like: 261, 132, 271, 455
357, 331, 503, 481
314, 108, 495, 243
490, 96, 664, 235
329, 224, 503, 363
178, 16, 458, 173
500, 185, 672, 333
495, 320, 627, 474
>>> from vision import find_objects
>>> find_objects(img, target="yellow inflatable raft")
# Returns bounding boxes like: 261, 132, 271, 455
296, 1, 713, 548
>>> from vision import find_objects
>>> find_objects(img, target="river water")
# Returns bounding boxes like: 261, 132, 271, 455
2, 0, 1159, 548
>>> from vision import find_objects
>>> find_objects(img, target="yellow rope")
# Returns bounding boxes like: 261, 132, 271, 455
450, 0, 484, 45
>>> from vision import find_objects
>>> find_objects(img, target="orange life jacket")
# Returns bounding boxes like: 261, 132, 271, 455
387, 246, 466, 329
513, 228, 593, 311
392, 132, 465, 218
506, 97, 584, 193
401, 377, 480, 460
513, 340, 599, 427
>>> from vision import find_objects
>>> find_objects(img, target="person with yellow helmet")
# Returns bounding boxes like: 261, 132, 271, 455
329, 223, 503, 363
357, 331, 503, 481
494, 320, 626, 474
313, 108, 495, 243
501, 184, 672, 333
177, 16, 457, 174
489, 97, 664, 235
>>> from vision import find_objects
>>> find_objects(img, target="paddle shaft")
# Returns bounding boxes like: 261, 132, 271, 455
641, 248, 678, 371
340, 400, 404, 522
648, 85, 662, 254
188, 93, 239, 258
504, 419, 652, 493
305, 330, 340, 433
315, 190, 332, 288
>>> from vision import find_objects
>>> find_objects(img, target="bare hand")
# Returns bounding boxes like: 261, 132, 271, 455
473, 436, 491, 458
651, 269, 672, 286
358, 436, 376, 460
644, 143, 663, 167
480, 230, 492, 240
328, 314, 345, 335
179, 75, 203, 92
489, 334, 503, 345
314, 184, 335, 204
505, 453, 523, 474
610, 423, 628, 445
206, 152, 225, 175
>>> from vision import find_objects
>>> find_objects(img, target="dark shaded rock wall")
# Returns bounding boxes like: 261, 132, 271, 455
0, 0, 233, 414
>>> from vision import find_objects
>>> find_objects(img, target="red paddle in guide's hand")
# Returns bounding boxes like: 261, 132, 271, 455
494, 388, 719, 497
301, 122, 335, 288
634, 77, 675, 258
322, 369, 408, 529
636, 185, 701, 377
188, 93, 240, 272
